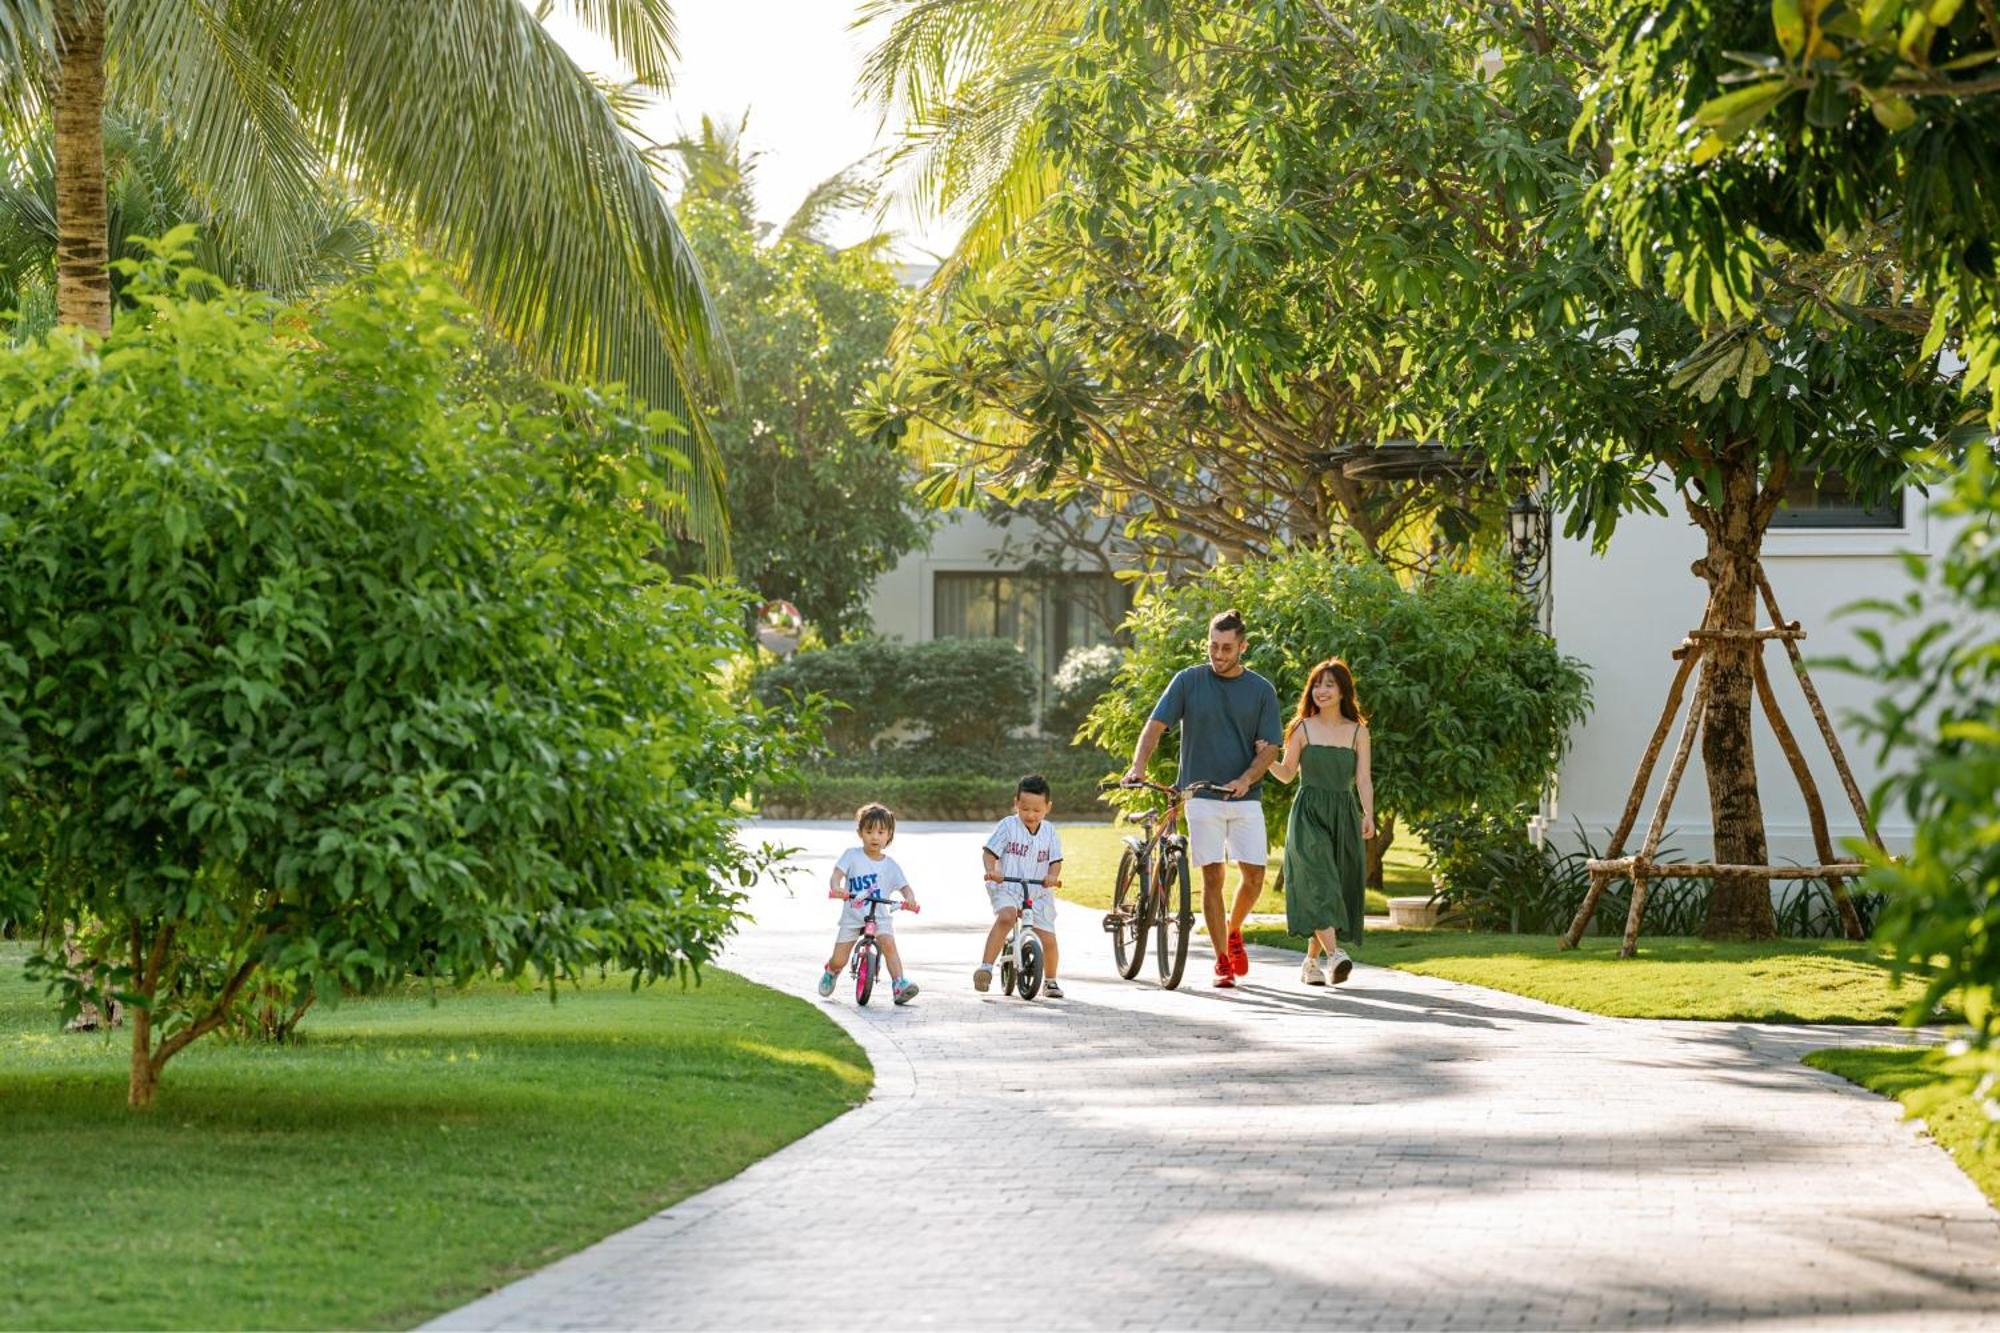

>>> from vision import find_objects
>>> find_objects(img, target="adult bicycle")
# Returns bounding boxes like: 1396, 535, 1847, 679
1097, 778, 1226, 990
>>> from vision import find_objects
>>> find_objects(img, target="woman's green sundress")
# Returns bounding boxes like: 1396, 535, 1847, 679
1282, 731, 1367, 944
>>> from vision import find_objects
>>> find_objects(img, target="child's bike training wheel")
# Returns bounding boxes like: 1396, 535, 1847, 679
1156, 852, 1192, 990
1018, 935, 1044, 1001
1109, 846, 1151, 981
854, 942, 876, 1006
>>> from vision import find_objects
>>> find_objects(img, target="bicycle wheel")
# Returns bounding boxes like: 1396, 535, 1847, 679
1155, 849, 1193, 989
1110, 845, 1151, 980
1001, 946, 1017, 996
854, 942, 876, 1006
1018, 935, 1044, 1001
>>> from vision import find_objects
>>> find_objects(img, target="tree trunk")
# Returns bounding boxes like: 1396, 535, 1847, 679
54, 0, 112, 335
128, 991, 156, 1109
1365, 814, 1396, 893
1690, 449, 1780, 940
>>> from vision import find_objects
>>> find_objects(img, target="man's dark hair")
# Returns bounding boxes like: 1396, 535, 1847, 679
1209, 608, 1246, 638
1016, 773, 1052, 801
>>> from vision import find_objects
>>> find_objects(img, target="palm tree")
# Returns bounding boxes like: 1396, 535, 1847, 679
0, 0, 732, 551
856, 0, 1080, 283
0, 107, 376, 338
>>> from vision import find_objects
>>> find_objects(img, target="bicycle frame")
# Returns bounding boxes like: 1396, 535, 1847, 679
994, 876, 1047, 1000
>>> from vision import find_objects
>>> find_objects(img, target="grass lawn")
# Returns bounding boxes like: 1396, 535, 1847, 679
0, 943, 869, 1330
1057, 821, 1431, 916
1237, 924, 1946, 1024
1806, 1046, 2000, 1208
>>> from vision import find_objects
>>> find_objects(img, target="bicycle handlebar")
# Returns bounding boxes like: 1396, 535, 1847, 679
829, 889, 919, 913
1096, 777, 1233, 798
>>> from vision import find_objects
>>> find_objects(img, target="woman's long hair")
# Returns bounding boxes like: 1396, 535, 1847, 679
1288, 657, 1364, 739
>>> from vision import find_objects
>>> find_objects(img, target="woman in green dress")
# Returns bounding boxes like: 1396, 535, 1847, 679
1268, 659, 1376, 985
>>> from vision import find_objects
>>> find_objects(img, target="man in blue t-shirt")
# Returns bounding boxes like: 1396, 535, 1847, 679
1121, 608, 1283, 989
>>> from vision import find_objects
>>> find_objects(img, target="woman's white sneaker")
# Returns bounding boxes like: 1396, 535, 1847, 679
1327, 948, 1354, 984
1301, 956, 1326, 985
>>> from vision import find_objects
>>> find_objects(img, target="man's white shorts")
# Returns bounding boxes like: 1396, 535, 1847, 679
835, 899, 896, 943
1184, 798, 1268, 867
987, 881, 1057, 931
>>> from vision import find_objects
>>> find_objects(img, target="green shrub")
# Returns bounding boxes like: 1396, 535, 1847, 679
752, 639, 906, 751
898, 638, 1037, 746
1048, 643, 1126, 741
1082, 550, 1592, 849
753, 637, 1036, 750
0, 245, 808, 1106
1838, 445, 2000, 1044
761, 775, 1018, 822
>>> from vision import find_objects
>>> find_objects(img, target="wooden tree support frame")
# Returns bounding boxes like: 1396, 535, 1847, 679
1559, 564, 1882, 957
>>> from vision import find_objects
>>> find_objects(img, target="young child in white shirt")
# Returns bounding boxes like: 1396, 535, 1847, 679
818, 803, 921, 1005
975, 774, 1065, 999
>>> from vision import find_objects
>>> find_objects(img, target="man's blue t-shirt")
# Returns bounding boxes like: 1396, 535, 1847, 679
1149, 664, 1283, 801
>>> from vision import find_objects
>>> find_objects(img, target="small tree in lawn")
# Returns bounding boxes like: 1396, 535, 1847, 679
0, 239, 800, 1108
1083, 550, 1591, 890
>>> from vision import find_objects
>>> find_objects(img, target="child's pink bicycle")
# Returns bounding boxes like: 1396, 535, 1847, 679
830, 887, 918, 1006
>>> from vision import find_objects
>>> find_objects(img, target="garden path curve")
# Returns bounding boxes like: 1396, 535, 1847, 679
430, 821, 2000, 1331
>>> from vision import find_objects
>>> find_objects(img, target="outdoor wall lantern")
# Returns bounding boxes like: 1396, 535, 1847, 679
1505, 491, 1547, 593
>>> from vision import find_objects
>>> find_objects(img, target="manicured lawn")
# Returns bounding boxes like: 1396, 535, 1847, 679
1237, 925, 1948, 1024
1806, 1045, 2000, 1208
0, 943, 869, 1330
1057, 821, 1430, 916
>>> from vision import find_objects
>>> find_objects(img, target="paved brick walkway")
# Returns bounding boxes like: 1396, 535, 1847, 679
431, 822, 2000, 1331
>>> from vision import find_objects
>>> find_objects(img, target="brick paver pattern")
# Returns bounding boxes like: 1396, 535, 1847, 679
431, 822, 2000, 1331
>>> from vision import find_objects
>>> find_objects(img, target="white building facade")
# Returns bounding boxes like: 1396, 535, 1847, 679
1538, 474, 1978, 863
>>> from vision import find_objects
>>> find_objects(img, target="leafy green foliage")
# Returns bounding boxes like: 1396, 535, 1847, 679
1592, 0, 2000, 430
1080, 550, 1591, 838
0, 243, 804, 1102
668, 118, 931, 634
753, 637, 1036, 752
1838, 445, 2000, 1041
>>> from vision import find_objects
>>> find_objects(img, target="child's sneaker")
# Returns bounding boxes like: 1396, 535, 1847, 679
816, 970, 836, 997
1043, 980, 1064, 1000
973, 964, 993, 992
893, 978, 919, 1005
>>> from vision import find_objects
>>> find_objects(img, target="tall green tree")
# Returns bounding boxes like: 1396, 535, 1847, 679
884, 0, 1968, 937
668, 115, 930, 636
0, 0, 732, 549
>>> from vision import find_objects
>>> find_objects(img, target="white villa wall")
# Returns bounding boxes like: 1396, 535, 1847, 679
1540, 477, 1975, 864
865, 509, 1027, 643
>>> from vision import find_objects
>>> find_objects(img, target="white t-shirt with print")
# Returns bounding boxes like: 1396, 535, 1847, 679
835, 848, 910, 904
983, 815, 1063, 887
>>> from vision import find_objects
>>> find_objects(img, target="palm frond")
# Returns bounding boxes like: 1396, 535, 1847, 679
856, 0, 1078, 276
779, 159, 879, 247
536, 0, 677, 88
0, 0, 54, 149
106, 0, 323, 290
243, 0, 734, 559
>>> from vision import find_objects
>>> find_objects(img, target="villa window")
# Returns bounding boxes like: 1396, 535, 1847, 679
933, 572, 1131, 712
1770, 472, 1903, 530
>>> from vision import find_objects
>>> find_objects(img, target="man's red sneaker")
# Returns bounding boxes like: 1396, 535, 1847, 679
1226, 929, 1250, 976
1213, 958, 1236, 988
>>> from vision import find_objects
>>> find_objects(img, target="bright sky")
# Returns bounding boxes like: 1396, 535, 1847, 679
546, 1, 961, 262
